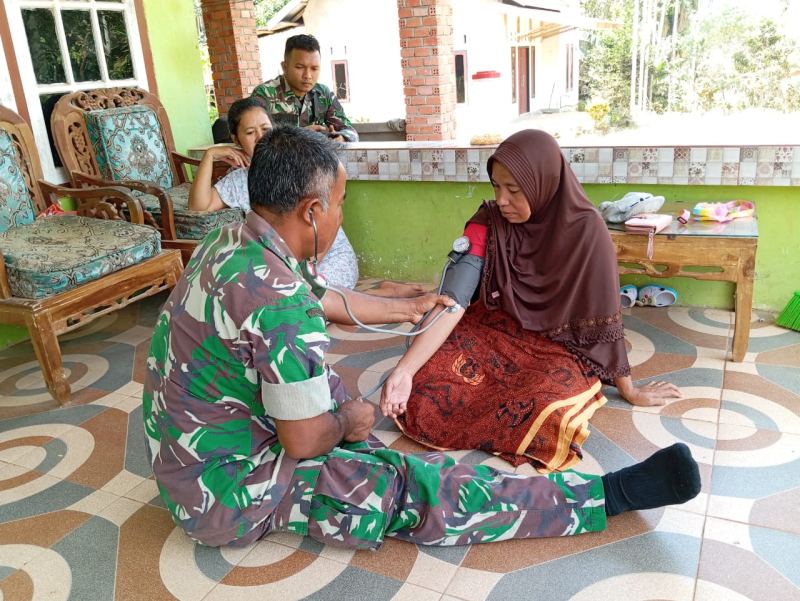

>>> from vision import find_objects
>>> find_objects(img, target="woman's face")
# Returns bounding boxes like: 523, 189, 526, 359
491, 161, 532, 223
232, 109, 273, 158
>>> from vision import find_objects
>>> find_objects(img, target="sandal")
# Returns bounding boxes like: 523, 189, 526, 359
636, 285, 678, 307
620, 285, 638, 309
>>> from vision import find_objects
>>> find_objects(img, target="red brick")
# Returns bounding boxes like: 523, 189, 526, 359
398, 8, 412, 17
408, 38, 423, 48
420, 105, 435, 115
406, 17, 422, 27
414, 48, 430, 57
400, 28, 414, 38
416, 86, 433, 95
411, 97, 426, 105
408, 58, 424, 67
404, 87, 417, 96
401, 48, 415, 57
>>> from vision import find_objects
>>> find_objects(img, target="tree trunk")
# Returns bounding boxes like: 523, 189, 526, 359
631, 0, 640, 114
638, 0, 650, 112
668, 0, 680, 111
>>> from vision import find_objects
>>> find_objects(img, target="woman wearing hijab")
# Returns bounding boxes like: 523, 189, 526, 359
380, 130, 682, 472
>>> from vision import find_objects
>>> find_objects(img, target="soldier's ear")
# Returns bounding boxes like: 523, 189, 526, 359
280, 61, 287, 73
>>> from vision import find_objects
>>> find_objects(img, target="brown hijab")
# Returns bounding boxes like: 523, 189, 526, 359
469, 129, 630, 381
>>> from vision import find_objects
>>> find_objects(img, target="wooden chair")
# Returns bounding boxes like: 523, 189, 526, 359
51, 87, 240, 264
0, 105, 183, 403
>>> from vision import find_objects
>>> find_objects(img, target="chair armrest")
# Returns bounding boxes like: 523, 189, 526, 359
0, 248, 11, 299
68, 172, 177, 240
38, 181, 146, 225
172, 151, 202, 168
172, 151, 231, 184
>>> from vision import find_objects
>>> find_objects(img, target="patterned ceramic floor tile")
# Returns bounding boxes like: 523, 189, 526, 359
722, 370, 800, 434
696, 518, 800, 600
1, 281, 799, 599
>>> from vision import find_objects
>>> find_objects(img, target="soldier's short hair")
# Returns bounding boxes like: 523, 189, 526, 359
284, 34, 321, 62
248, 126, 340, 216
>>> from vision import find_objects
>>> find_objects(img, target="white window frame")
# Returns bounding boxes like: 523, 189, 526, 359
6, 0, 149, 182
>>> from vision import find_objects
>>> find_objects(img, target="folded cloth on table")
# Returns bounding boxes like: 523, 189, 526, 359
692, 200, 755, 222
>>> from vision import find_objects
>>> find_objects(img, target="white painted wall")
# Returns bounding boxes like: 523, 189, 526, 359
256, 0, 580, 130
451, 0, 580, 136
262, 0, 406, 122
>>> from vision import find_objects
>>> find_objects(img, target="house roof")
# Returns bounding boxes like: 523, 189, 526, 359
256, 0, 620, 39
259, 0, 307, 35
500, 0, 622, 39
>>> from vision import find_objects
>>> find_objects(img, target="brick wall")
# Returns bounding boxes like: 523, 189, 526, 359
398, 0, 457, 141
200, 0, 262, 116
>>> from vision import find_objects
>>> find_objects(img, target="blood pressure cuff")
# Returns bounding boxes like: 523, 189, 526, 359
441, 254, 484, 308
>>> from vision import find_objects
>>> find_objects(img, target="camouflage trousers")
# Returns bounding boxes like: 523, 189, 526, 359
267, 438, 606, 550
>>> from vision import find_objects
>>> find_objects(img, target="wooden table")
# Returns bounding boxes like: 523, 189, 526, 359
607, 201, 758, 362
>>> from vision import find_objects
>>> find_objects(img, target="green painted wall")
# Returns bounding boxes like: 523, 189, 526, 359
143, 0, 213, 154
0, 1, 212, 350
343, 181, 800, 312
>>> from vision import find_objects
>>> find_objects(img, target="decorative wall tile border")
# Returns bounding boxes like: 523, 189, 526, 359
340, 144, 800, 186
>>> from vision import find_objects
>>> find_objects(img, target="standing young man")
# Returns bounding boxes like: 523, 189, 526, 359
253, 34, 359, 143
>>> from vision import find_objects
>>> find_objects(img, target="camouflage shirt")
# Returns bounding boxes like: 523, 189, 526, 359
143, 211, 347, 546
252, 74, 359, 142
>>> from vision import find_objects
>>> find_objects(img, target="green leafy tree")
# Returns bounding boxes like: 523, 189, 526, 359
254, 0, 293, 28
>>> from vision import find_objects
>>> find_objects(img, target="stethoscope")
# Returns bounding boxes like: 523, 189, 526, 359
308, 210, 463, 399
308, 210, 460, 337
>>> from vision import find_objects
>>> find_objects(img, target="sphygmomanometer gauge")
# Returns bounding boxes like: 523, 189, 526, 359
452, 236, 471, 254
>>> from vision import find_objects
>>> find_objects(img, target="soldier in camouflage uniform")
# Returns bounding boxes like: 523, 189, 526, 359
253, 34, 358, 143
144, 127, 700, 550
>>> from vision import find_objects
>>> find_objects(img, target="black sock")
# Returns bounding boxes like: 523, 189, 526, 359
601, 443, 701, 517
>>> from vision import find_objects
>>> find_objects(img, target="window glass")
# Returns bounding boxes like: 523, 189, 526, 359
22, 9, 66, 85
333, 62, 348, 101
98, 10, 134, 80
455, 53, 466, 104
62, 10, 101, 82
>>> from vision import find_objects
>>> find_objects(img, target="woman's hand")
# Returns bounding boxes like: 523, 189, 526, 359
380, 369, 414, 418
615, 376, 683, 407
204, 145, 250, 169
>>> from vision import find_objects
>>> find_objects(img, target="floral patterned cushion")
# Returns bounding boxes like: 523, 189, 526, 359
85, 105, 174, 189
0, 215, 161, 299
138, 182, 245, 240
0, 129, 36, 234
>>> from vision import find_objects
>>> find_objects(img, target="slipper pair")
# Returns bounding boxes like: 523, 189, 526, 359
621, 284, 678, 308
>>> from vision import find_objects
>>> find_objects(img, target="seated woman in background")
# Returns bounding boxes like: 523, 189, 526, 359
188, 97, 420, 296
380, 129, 682, 472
